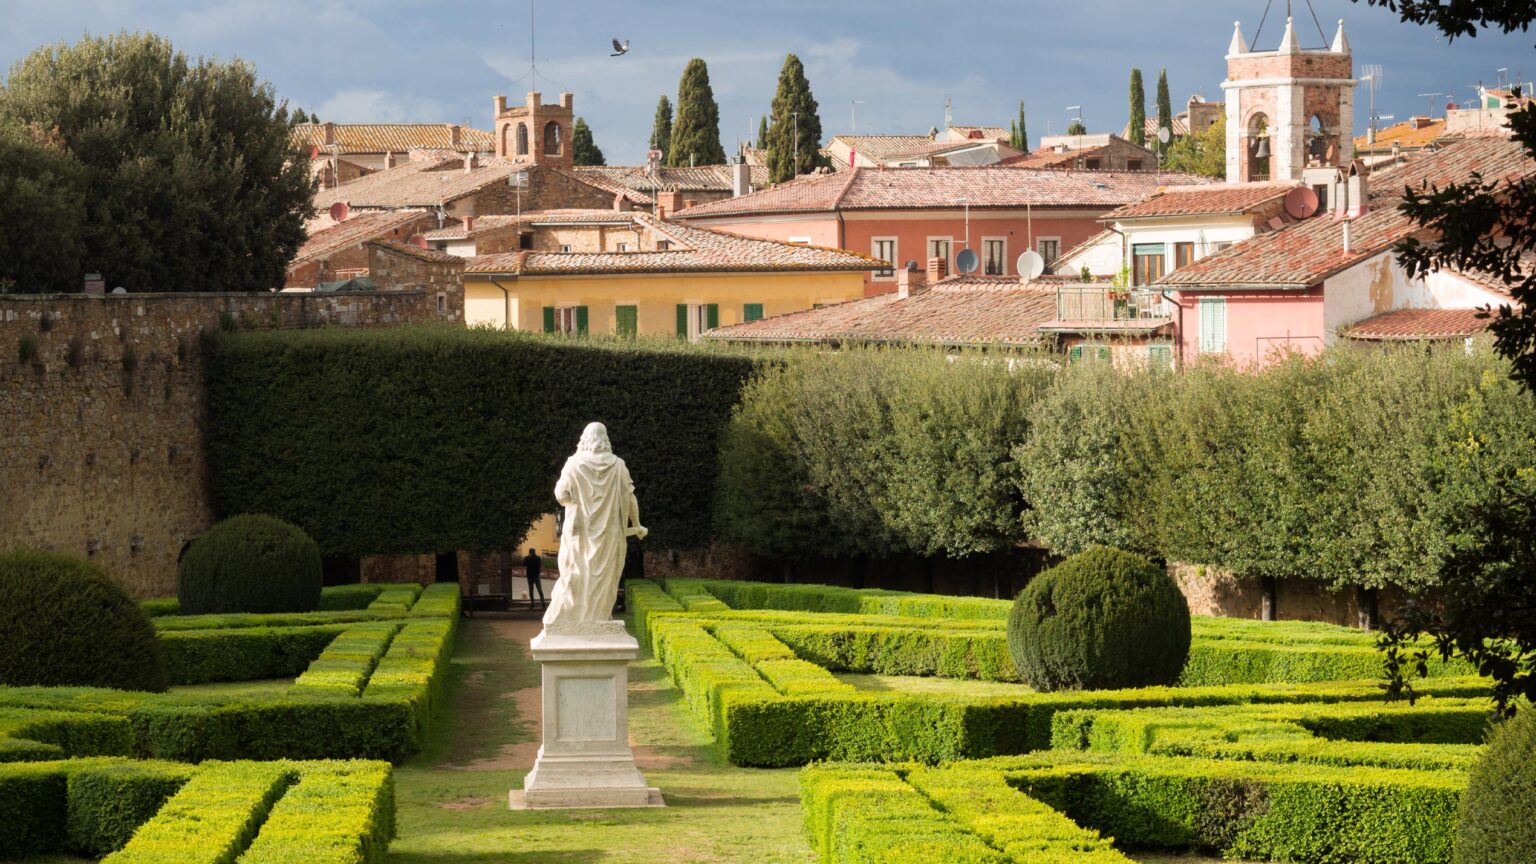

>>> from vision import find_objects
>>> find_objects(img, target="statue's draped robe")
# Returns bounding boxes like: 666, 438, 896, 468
543, 450, 637, 626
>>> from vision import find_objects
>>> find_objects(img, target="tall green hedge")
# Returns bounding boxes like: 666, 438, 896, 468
206, 328, 757, 554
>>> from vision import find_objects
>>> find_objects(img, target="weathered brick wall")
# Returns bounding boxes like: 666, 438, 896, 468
366, 243, 465, 321
1, 290, 441, 597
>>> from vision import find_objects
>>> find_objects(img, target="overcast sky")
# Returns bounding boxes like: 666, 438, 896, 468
3, 0, 1531, 164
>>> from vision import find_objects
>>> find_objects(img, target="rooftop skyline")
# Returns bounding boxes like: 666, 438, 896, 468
3, 0, 1530, 164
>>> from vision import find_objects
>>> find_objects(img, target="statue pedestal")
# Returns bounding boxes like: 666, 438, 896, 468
509, 623, 663, 810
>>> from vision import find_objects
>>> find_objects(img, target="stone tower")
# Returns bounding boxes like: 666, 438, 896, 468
1223, 17, 1355, 183
492, 91, 575, 169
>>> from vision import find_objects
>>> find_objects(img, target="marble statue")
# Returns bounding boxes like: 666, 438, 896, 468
542, 422, 646, 629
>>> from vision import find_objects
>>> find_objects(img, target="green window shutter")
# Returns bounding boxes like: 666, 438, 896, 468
575, 305, 589, 335
616, 305, 638, 338
1095, 346, 1111, 362
676, 304, 689, 338
1068, 345, 1083, 363
1149, 344, 1172, 369
743, 303, 764, 323
542, 306, 555, 333
706, 304, 719, 330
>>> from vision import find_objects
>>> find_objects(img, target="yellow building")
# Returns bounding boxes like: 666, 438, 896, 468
461, 212, 876, 338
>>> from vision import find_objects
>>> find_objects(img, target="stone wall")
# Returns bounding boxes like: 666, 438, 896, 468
0, 290, 443, 597
366, 242, 466, 321
1170, 562, 1403, 628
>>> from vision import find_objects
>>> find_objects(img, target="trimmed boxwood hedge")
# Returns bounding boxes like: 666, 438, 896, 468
0, 549, 167, 693
206, 327, 757, 554
1455, 706, 1536, 864
178, 515, 323, 615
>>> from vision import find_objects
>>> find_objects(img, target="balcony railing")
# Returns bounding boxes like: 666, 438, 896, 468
1055, 287, 1169, 321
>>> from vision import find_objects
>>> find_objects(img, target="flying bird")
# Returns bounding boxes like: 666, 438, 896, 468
611, 38, 630, 57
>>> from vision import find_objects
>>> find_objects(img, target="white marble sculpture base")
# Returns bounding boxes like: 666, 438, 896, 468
510, 623, 663, 810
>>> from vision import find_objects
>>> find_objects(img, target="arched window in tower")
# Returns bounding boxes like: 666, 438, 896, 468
515, 123, 529, 156
1247, 114, 1271, 182
1306, 115, 1335, 167
544, 121, 562, 156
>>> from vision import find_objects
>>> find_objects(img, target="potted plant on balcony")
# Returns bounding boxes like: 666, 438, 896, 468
1108, 266, 1132, 316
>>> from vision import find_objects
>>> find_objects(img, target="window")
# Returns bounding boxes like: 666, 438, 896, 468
743, 303, 764, 323
656, 240, 671, 251
675, 303, 718, 341
616, 242, 631, 252
1127, 159, 1144, 171
1133, 243, 1166, 287
1084, 158, 1102, 170
927, 237, 952, 269
559, 245, 573, 253
615, 305, 638, 338
1037, 238, 1061, 265
543, 305, 588, 335
871, 237, 897, 279
1068, 344, 1111, 364
436, 293, 447, 314
1173, 242, 1195, 271
544, 121, 562, 155
1198, 298, 1227, 354
519, 233, 534, 250
1210, 241, 1233, 254
515, 123, 529, 156
1148, 343, 1174, 369
982, 238, 1007, 275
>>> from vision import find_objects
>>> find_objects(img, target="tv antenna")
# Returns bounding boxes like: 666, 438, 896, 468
1418, 92, 1447, 117
1360, 65, 1383, 139
506, 1, 569, 94
1253, 0, 1330, 49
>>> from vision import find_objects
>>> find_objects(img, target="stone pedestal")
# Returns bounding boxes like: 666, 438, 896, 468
509, 622, 663, 809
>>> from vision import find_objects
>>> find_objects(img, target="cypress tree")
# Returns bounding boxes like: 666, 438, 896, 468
756, 114, 768, 150
1015, 101, 1028, 151
1128, 68, 1146, 146
1156, 67, 1174, 153
572, 117, 605, 166
669, 59, 724, 167
767, 53, 824, 183
648, 95, 672, 157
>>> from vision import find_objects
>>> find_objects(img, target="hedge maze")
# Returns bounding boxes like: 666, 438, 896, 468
0, 582, 457, 862
629, 577, 1498, 864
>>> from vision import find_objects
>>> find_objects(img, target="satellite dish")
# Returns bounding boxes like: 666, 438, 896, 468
309, 145, 320, 160
1016, 250, 1046, 281
1284, 186, 1320, 219
955, 248, 980, 275
1157, 127, 1172, 145
408, 235, 429, 249
110, 287, 127, 295
328, 201, 350, 222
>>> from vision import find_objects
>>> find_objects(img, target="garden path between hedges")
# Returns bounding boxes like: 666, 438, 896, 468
384, 616, 1230, 864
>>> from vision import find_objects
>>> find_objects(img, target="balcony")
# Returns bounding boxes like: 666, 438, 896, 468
1054, 286, 1168, 321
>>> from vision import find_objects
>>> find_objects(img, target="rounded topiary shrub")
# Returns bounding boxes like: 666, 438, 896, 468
177, 514, 322, 615
1007, 546, 1190, 691
1454, 707, 1536, 864
0, 549, 167, 692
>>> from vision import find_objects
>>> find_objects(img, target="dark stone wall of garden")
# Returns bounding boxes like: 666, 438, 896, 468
0, 291, 451, 596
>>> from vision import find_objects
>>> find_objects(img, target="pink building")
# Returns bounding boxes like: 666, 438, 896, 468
670, 166, 1206, 297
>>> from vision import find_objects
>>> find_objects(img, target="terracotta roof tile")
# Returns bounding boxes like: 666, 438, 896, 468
292, 209, 430, 266
675, 166, 1211, 218
1121, 115, 1192, 140
313, 155, 521, 209
464, 212, 878, 276
1108, 182, 1297, 219
1344, 307, 1490, 340
292, 124, 494, 156
948, 126, 1012, 141
1353, 117, 1447, 153
705, 277, 1056, 346
1161, 138, 1536, 290
420, 210, 629, 241
366, 239, 466, 265
572, 164, 770, 196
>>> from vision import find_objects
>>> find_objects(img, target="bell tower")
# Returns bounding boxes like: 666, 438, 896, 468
1223, 17, 1355, 183
492, 91, 574, 169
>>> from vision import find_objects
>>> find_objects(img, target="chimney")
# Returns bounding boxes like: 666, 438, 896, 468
1342, 219, 1352, 254
732, 161, 751, 197
927, 256, 948, 284
384, 150, 396, 170
322, 121, 336, 145
464, 215, 476, 233
683, 198, 697, 211
463, 151, 479, 173
614, 192, 632, 212
656, 190, 684, 220
896, 262, 928, 299
1345, 162, 1368, 218
647, 150, 662, 175
448, 124, 462, 147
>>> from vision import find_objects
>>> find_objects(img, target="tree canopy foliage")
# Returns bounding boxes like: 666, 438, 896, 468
1128, 69, 1146, 147
668, 59, 724, 167
572, 117, 605, 166
648, 95, 672, 157
0, 33, 313, 292
1164, 115, 1226, 179
767, 54, 825, 183
0, 123, 87, 291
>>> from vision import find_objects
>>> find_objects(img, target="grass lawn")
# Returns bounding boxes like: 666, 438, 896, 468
386, 617, 813, 863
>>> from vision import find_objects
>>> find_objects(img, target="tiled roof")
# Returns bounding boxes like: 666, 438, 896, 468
366, 239, 465, 265
1121, 115, 1192, 140
464, 212, 879, 276
705, 278, 1057, 346
313, 155, 521, 209
1353, 118, 1447, 153
1002, 145, 1112, 170
1344, 307, 1490, 340
1161, 137, 1536, 290
292, 209, 429, 266
675, 166, 1212, 218
1107, 182, 1297, 220
948, 126, 1011, 141
421, 210, 629, 241
572, 164, 770, 196
830, 135, 944, 161
291, 124, 494, 156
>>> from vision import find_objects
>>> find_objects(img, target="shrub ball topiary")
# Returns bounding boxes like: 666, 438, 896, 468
0, 549, 167, 692
1007, 546, 1190, 691
1454, 708, 1536, 864
178, 514, 323, 615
